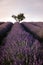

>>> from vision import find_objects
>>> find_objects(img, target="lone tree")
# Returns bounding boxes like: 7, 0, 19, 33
12, 13, 25, 22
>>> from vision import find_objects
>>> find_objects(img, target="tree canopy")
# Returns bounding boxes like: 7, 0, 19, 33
12, 13, 25, 22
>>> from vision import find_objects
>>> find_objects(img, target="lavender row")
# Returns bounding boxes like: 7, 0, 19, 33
0, 22, 43, 65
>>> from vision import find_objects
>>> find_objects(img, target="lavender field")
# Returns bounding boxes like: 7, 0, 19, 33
0, 22, 43, 65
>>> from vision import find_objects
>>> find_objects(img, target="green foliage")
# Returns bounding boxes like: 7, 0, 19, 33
3, 57, 14, 65
17, 13, 25, 22
17, 53, 24, 60
12, 13, 25, 22
3, 58, 10, 65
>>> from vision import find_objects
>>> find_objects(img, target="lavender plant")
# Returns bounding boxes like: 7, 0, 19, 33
2, 37, 42, 65
0, 23, 43, 65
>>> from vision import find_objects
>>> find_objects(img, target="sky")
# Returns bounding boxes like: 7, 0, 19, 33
0, 0, 43, 22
